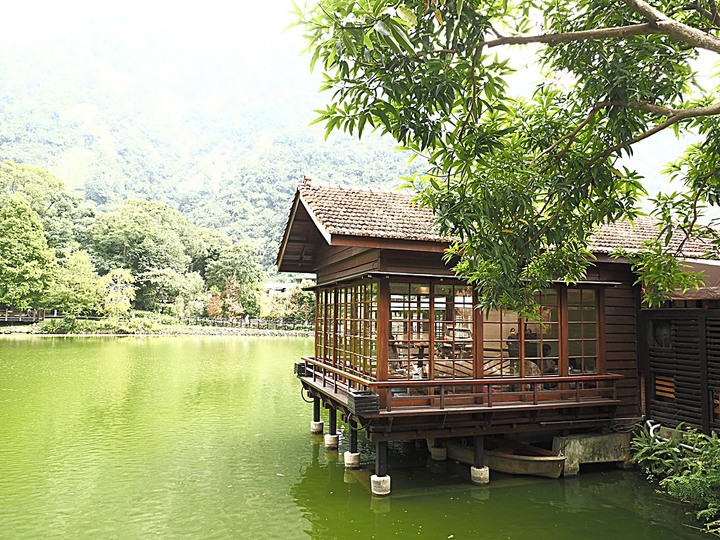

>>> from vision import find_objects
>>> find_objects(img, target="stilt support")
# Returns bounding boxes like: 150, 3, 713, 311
344, 417, 360, 468
324, 407, 339, 449
310, 398, 323, 434
471, 435, 489, 484
371, 440, 391, 496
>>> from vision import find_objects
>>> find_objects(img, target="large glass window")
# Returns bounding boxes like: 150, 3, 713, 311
567, 289, 597, 374
482, 307, 521, 378
482, 287, 596, 378
389, 283, 431, 379
433, 285, 474, 379
315, 281, 377, 379
388, 282, 474, 380
317, 281, 599, 384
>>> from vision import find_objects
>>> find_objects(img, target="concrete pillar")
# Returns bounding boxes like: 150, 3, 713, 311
372, 440, 391, 496
324, 433, 339, 449
471, 465, 490, 484
426, 438, 447, 461
310, 397, 324, 434
344, 451, 360, 468
471, 435, 490, 484
552, 432, 632, 476
371, 474, 391, 496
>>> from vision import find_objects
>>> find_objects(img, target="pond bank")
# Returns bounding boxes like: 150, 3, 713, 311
0, 323, 312, 338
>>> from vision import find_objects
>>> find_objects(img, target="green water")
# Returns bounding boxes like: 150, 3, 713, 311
0, 336, 707, 539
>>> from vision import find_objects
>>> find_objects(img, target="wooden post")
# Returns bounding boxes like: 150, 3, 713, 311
471, 435, 489, 484
371, 440, 391, 495
473, 435, 484, 468
329, 407, 337, 436
349, 418, 358, 454
377, 280, 390, 408
310, 397, 324, 434
344, 417, 361, 469
324, 407, 339, 449
375, 440, 388, 477
313, 397, 321, 423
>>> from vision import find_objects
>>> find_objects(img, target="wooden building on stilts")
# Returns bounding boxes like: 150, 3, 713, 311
277, 180, 720, 495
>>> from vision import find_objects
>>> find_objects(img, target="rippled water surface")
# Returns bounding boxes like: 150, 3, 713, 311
0, 335, 707, 539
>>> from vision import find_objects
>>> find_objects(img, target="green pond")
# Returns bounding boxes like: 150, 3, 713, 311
0, 335, 708, 539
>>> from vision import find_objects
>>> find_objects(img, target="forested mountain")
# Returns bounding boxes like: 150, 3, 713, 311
0, 29, 423, 267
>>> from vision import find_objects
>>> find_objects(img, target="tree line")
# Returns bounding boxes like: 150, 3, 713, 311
0, 160, 269, 320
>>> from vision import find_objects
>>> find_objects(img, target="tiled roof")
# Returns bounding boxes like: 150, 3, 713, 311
299, 182, 447, 243
588, 216, 713, 257
297, 182, 715, 257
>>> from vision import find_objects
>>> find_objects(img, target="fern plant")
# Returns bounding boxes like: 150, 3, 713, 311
632, 425, 720, 537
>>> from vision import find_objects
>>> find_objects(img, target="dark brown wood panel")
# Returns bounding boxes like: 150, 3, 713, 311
379, 250, 455, 275
603, 282, 640, 419
316, 247, 381, 285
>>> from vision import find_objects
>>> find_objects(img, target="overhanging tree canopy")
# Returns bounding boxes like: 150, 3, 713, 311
298, 0, 720, 311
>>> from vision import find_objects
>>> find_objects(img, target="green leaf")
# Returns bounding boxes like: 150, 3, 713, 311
389, 20, 416, 55
396, 5, 418, 27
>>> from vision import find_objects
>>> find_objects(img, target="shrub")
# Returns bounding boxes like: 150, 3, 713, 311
632, 425, 720, 536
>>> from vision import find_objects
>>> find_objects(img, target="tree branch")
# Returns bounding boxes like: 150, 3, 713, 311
622, 0, 720, 54
591, 101, 720, 164
534, 101, 622, 166
422, 4, 720, 58
425, 23, 658, 56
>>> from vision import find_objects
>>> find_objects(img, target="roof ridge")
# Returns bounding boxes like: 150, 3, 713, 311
299, 179, 411, 196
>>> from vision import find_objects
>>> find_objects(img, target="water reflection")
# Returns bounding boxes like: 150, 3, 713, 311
292, 439, 706, 540
0, 336, 707, 540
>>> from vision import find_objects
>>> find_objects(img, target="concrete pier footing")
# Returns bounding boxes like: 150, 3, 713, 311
552, 432, 632, 475
310, 420, 324, 434
370, 474, 391, 496
426, 439, 448, 461
324, 433, 339, 449
344, 451, 360, 469
470, 465, 490, 485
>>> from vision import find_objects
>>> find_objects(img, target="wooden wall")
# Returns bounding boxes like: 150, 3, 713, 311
641, 308, 720, 434
316, 246, 380, 285
313, 248, 644, 422
598, 262, 642, 419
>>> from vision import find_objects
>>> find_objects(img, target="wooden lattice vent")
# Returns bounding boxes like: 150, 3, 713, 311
655, 374, 675, 401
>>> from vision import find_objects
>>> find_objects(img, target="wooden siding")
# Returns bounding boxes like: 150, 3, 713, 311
707, 316, 720, 432
599, 263, 641, 419
316, 246, 381, 285
641, 308, 719, 434
379, 250, 454, 275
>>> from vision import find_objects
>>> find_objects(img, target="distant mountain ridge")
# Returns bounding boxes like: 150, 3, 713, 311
0, 32, 423, 266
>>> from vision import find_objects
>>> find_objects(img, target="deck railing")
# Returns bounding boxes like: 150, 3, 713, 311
300, 356, 622, 413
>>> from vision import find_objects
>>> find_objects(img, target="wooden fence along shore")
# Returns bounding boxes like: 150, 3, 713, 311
182, 317, 314, 332
1, 308, 313, 333
0, 309, 43, 325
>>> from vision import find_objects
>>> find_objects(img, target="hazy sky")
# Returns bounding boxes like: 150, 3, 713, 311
0, 0, 706, 207
0, 1, 300, 47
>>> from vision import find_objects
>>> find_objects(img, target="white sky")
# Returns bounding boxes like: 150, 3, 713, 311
1, 0, 716, 213
0, 1, 301, 46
